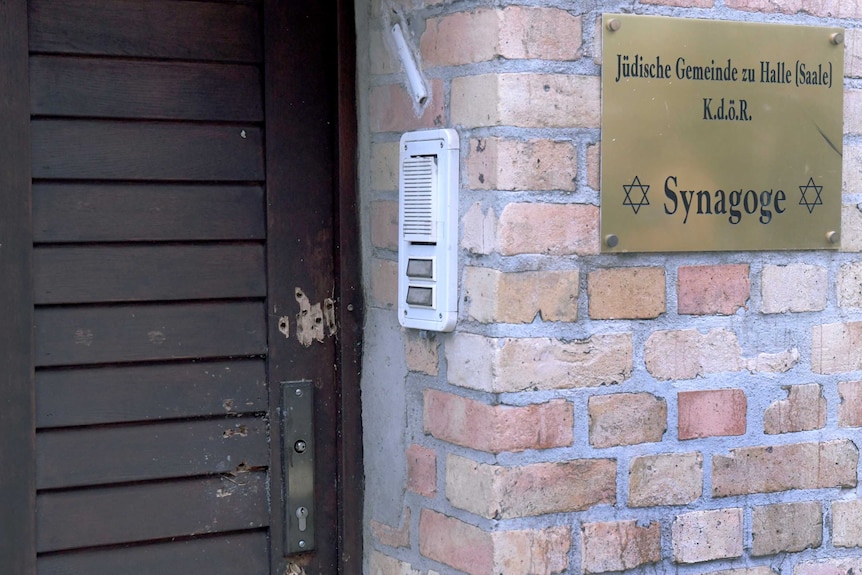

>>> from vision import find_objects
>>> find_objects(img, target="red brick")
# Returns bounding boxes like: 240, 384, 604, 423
419, 509, 570, 575
588, 267, 666, 319
678, 389, 746, 440
369, 80, 444, 133
677, 264, 749, 315
420, 510, 494, 575
588, 393, 667, 448
406, 444, 436, 497
424, 389, 573, 453
581, 520, 661, 573
838, 381, 862, 427
712, 440, 858, 497
497, 203, 599, 256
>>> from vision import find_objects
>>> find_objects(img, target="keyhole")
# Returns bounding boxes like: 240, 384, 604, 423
296, 506, 309, 531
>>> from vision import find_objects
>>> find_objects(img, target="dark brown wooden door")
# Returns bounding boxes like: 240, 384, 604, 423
0, 0, 360, 573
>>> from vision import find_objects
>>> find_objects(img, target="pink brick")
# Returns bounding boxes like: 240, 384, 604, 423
370, 507, 411, 549
796, 558, 862, 575
451, 74, 600, 129
463, 267, 579, 323
420, 9, 499, 66
588, 267, 666, 319
672, 508, 743, 563
846, 90, 862, 136
725, 0, 862, 17
586, 142, 600, 190
628, 452, 703, 507
581, 520, 661, 573
406, 444, 436, 497
839, 381, 862, 427
833, 498, 862, 547
641, 0, 712, 5
848, 29, 862, 79
764, 384, 826, 434
369, 258, 397, 309
405, 329, 438, 375
369, 551, 421, 575
497, 7, 581, 61
812, 321, 862, 374
752, 501, 822, 555
467, 138, 577, 192
497, 203, 599, 256
446, 332, 633, 393
369, 80, 444, 132
712, 440, 858, 497
588, 393, 667, 448
424, 389, 573, 453
421, 7, 581, 66
677, 264, 750, 315
446, 454, 616, 519
678, 389, 747, 439
370, 200, 398, 250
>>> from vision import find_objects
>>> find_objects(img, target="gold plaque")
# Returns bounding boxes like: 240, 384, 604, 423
601, 14, 843, 252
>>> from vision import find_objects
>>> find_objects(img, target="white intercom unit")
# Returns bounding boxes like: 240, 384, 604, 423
398, 129, 459, 332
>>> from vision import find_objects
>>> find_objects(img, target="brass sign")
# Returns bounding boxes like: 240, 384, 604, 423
601, 14, 843, 252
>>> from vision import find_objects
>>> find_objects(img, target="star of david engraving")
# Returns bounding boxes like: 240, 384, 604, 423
798, 177, 823, 214
623, 176, 650, 214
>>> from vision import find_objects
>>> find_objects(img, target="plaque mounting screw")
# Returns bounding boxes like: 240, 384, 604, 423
827, 230, 840, 244
605, 234, 619, 248
607, 18, 621, 32
830, 32, 844, 45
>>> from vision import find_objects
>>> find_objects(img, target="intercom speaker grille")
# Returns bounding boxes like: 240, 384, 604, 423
401, 155, 437, 242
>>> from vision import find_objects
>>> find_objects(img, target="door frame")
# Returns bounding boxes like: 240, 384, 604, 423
0, 0, 362, 571
0, 0, 36, 573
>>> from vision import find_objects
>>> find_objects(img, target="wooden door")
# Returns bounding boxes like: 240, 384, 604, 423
0, 0, 361, 573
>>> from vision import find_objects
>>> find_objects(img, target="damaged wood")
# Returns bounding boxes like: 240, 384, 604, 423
294, 288, 337, 347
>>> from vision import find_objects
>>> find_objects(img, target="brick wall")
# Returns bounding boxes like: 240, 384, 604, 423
357, 1, 862, 574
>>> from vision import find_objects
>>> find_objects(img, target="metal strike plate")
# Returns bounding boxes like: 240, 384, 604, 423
282, 380, 314, 554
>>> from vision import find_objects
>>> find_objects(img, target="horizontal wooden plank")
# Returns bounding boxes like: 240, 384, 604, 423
33, 244, 266, 304
36, 360, 266, 428
37, 472, 268, 552
31, 120, 264, 181
29, 0, 261, 62
34, 302, 267, 367
32, 184, 265, 243
37, 417, 268, 489
31, 57, 262, 122
37, 531, 269, 575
